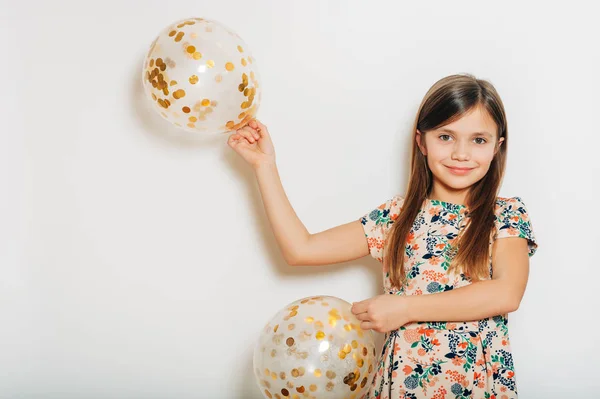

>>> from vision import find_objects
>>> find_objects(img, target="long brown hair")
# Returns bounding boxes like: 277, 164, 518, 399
385, 74, 508, 289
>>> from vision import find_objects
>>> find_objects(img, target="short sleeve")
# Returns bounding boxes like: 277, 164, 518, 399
494, 197, 538, 257
359, 195, 404, 262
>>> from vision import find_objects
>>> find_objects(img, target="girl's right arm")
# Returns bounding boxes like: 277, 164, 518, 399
228, 120, 369, 266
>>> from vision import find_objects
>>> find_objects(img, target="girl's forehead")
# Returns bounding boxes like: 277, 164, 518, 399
437, 107, 498, 137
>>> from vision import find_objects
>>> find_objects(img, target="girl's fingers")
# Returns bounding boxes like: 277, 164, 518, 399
360, 321, 375, 331
237, 126, 258, 143
253, 120, 269, 137
354, 313, 369, 322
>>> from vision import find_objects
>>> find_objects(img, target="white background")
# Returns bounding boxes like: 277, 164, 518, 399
1, 0, 598, 398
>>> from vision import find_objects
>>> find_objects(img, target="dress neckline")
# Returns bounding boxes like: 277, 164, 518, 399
425, 198, 467, 208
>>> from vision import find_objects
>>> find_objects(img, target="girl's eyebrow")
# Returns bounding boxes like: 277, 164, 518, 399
437, 128, 493, 138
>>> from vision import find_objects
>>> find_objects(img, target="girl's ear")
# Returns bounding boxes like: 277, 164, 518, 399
416, 129, 427, 156
495, 137, 505, 154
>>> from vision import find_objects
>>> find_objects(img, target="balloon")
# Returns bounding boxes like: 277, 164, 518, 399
253, 296, 376, 399
142, 18, 261, 134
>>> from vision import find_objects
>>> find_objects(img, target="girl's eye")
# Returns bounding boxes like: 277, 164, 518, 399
474, 137, 487, 144
439, 134, 452, 141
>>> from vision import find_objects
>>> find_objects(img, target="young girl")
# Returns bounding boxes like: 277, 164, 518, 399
228, 74, 538, 399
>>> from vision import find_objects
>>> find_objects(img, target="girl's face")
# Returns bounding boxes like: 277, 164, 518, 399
416, 106, 504, 198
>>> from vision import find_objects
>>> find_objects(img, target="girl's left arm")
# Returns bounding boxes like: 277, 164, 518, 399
405, 236, 530, 323
351, 236, 529, 332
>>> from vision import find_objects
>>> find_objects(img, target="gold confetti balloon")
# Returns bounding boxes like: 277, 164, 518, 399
142, 18, 261, 134
253, 296, 376, 399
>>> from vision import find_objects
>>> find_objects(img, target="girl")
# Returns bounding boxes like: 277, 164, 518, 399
228, 74, 538, 399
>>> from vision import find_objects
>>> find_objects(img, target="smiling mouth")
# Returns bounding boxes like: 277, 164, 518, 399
445, 165, 476, 175
445, 166, 474, 170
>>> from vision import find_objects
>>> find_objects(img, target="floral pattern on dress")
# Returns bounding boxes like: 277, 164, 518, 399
359, 195, 538, 399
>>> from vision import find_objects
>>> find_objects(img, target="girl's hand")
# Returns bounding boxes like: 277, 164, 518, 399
227, 119, 276, 169
351, 294, 412, 333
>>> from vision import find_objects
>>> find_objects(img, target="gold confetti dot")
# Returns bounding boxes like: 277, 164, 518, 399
182, 106, 190, 113
315, 331, 325, 340
352, 340, 358, 349
188, 116, 197, 122
357, 358, 364, 367
189, 75, 198, 84
215, 74, 223, 83
225, 62, 235, 71
296, 386, 305, 393
326, 382, 334, 391
175, 32, 184, 42
206, 60, 215, 68
264, 390, 272, 399
326, 370, 336, 379
343, 344, 352, 354
309, 384, 317, 392
169, 31, 176, 37
187, 123, 195, 128
287, 324, 295, 331
314, 369, 322, 377
280, 372, 286, 380
200, 99, 210, 107
291, 368, 299, 378
338, 351, 346, 359
237, 45, 244, 52
274, 324, 279, 332
305, 317, 314, 323
281, 389, 289, 396
170, 80, 178, 86
241, 58, 247, 66
173, 89, 186, 99
187, 45, 196, 53
271, 372, 277, 380
285, 337, 295, 347
193, 52, 202, 60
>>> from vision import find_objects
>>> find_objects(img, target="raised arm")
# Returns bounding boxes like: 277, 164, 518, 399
229, 120, 369, 267
255, 162, 368, 265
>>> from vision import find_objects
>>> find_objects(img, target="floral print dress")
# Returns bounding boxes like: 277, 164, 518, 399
359, 196, 538, 399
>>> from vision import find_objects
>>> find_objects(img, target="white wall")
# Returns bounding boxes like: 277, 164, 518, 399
1, 0, 598, 397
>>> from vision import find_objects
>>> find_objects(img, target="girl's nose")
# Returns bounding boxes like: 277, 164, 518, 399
451, 142, 470, 161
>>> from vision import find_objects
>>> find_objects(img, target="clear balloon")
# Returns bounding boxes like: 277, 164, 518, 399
253, 296, 376, 399
142, 18, 261, 134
